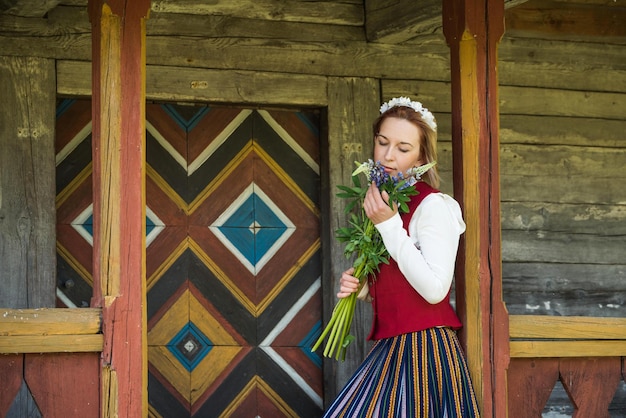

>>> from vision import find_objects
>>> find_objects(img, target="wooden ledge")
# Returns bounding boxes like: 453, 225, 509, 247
0, 308, 103, 354
509, 315, 626, 358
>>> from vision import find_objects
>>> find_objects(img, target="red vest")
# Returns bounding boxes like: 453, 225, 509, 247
367, 182, 462, 340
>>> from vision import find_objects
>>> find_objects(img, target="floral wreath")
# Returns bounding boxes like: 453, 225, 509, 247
379, 96, 437, 132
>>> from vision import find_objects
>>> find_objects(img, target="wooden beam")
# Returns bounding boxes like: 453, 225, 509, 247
506, 0, 626, 40
364, 0, 528, 44
443, 1, 508, 417
510, 315, 626, 340
0, 0, 59, 17
0, 56, 56, 309
149, 0, 363, 25
0, 308, 101, 336
88, 0, 150, 417
364, 0, 441, 43
0, 335, 103, 353
510, 340, 626, 357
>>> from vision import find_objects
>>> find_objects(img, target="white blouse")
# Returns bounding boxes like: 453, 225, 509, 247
358, 193, 466, 304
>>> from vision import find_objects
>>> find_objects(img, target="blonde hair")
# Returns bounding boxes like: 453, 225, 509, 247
372, 105, 440, 188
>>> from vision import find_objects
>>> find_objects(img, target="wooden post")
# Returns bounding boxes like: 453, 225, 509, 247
88, 1, 150, 416
442, 1, 509, 416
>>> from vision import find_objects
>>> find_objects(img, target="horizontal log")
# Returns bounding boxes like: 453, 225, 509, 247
57, 60, 329, 105
502, 202, 626, 235
502, 264, 626, 317
502, 230, 625, 264
365, 0, 440, 43
500, 86, 625, 119
499, 60, 626, 93
500, 176, 626, 206
505, 0, 626, 40
0, 335, 103, 353
509, 340, 626, 358
510, 315, 626, 339
147, 11, 365, 42
0, 308, 101, 336
149, 0, 364, 26
499, 36, 626, 71
499, 114, 626, 148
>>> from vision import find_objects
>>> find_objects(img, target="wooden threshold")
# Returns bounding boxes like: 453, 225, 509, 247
0, 308, 103, 354
509, 314, 626, 358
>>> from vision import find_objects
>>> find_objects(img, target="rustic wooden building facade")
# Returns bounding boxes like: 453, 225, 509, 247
1, 0, 625, 417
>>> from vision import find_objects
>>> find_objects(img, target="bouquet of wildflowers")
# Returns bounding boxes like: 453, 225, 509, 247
311, 159, 436, 360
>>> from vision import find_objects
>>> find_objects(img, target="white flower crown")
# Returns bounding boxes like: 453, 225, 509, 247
379, 96, 437, 132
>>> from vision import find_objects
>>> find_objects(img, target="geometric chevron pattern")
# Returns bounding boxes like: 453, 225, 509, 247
55, 99, 324, 417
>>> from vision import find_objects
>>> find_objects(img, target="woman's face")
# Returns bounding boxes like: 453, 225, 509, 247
373, 117, 423, 178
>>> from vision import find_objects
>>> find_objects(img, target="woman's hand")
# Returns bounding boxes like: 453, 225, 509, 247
363, 181, 397, 224
337, 268, 359, 299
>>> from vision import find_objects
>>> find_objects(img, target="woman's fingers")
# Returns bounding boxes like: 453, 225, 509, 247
336, 269, 359, 298
364, 182, 396, 224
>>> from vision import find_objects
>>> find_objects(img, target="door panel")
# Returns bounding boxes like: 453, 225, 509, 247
56, 100, 324, 417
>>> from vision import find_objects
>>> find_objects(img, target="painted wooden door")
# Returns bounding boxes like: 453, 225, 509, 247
55, 99, 324, 417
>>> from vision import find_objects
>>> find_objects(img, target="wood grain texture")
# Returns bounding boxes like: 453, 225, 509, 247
0, 56, 56, 309
510, 315, 626, 339
22, 353, 100, 417
89, 1, 150, 417
0, 334, 103, 353
0, 308, 101, 335
324, 76, 379, 404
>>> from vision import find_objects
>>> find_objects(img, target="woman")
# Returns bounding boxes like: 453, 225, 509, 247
324, 97, 480, 417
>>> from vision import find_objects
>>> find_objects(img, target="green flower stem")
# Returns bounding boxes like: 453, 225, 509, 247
311, 219, 374, 360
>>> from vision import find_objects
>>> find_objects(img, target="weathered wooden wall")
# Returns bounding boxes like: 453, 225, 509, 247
0, 56, 56, 309
1, 0, 625, 410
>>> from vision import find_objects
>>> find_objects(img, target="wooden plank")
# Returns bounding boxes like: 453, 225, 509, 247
0, 308, 101, 336
147, 11, 364, 41
25, 353, 100, 417
57, 60, 329, 105
0, 56, 56, 309
499, 60, 626, 93
505, 0, 626, 40
503, 263, 626, 317
500, 114, 626, 148
510, 340, 626, 357
502, 202, 626, 235
364, 0, 440, 43
0, 335, 103, 353
500, 86, 626, 119
149, 0, 364, 25
502, 230, 625, 265
509, 315, 626, 339
0, 0, 59, 17
325, 76, 379, 402
499, 36, 626, 70
143, 35, 450, 80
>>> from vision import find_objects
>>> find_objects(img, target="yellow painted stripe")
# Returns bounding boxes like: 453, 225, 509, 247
188, 238, 258, 315
188, 140, 255, 214
56, 241, 93, 286
254, 143, 319, 217
56, 162, 92, 208
256, 238, 320, 315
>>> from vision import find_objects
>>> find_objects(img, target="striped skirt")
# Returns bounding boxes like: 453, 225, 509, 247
323, 328, 480, 418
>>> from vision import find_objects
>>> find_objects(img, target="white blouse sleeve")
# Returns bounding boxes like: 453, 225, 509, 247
374, 193, 466, 304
